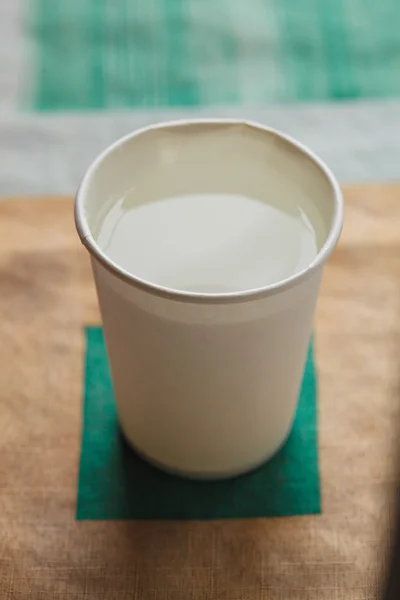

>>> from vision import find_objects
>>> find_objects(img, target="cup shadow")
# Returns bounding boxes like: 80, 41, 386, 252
102, 422, 318, 521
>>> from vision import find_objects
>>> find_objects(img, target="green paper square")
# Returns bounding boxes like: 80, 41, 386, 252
77, 327, 320, 520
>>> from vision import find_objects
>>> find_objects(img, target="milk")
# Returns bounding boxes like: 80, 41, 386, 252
97, 191, 320, 293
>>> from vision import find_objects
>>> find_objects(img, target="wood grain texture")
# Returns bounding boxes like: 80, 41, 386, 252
0, 187, 399, 599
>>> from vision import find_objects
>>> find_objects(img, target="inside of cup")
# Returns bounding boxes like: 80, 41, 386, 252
80, 122, 338, 294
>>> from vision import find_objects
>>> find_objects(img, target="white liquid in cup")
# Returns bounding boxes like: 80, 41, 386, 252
97, 192, 321, 293
75, 120, 343, 479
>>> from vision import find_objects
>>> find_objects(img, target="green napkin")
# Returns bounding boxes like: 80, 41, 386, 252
77, 327, 320, 520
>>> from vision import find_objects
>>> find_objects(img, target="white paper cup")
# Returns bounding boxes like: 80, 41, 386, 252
75, 120, 343, 479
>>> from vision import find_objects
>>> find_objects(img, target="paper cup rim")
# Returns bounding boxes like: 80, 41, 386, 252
75, 119, 343, 305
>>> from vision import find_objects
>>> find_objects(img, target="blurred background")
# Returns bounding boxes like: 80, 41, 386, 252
0, 0, 399, 194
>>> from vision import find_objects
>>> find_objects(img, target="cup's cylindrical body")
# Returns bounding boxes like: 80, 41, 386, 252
75, 119, 343, 478
92, 258, 322, 477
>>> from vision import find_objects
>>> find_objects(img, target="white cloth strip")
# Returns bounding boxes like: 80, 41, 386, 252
0, 100, 399, 195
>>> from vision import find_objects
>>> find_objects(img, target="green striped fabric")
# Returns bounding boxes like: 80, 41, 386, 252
30, 0, 400, 110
